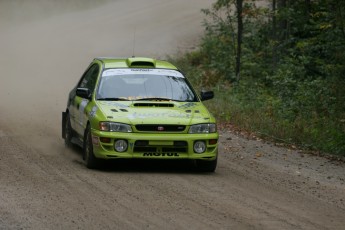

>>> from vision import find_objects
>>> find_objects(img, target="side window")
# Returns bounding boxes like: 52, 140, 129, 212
78, 64, 100, 93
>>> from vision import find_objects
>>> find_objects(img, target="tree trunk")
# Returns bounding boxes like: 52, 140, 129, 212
236, 0, 243, 82
272, 0, 277, 38
277, 0, 288, 40
272, 0, 278, 66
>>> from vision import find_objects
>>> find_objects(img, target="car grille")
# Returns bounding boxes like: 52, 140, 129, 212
135, 125, 186, 132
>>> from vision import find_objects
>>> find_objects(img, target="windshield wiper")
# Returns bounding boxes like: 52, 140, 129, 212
135, 97, 173, 101
97, 98, 129, 101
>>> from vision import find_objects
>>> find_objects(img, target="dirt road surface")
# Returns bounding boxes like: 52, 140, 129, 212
0, 0, 344, 229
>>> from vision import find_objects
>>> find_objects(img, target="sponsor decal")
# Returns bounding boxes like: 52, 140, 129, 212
178, 102, 196, 109
89, 106, 98, 118
127, 112, 190, 119
80, 99, 88, 111
102, 68, 184, 78
130, 69, 152, 72
79, 99, 89, 126
99, 101, 129, 108
143, 152, 179, 157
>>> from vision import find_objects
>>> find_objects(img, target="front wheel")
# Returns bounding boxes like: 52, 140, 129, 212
84, 125, 100, 169
194, 157, 217, 172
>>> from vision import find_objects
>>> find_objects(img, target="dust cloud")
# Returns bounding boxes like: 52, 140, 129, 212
0, 0, 212, 141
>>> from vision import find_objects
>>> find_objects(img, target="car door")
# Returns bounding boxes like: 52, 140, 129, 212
70, 63, 100, 138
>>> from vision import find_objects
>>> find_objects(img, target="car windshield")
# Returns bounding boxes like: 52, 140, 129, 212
96, 68, 197, 102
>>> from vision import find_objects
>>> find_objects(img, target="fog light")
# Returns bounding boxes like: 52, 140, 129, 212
194, 141, 206, 153
114, 140, 128, 152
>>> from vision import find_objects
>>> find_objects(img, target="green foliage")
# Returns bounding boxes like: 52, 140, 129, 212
173, 0, 345, 156
200, 0, 268, 82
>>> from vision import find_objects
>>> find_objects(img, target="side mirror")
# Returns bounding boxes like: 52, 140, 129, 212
76, 88, 91, 100
200, 91, 214, 101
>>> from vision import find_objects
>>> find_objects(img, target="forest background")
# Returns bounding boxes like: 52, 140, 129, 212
172, 0, 345, 156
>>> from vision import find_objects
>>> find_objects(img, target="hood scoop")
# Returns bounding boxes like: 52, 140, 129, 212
133, 103, 174, 108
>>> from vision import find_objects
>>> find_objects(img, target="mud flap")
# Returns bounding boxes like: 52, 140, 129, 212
62, 112, 66, 139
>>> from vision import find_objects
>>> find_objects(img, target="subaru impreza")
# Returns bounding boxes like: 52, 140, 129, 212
62, 57, 218, 171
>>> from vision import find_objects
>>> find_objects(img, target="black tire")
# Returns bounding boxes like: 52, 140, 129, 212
64, 113, 73, 147
194, 157, 217, 172
84, 125, 100, 169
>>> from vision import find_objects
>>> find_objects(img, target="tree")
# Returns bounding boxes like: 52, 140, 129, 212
235, 0, 243, 82
202, 0, 245, 82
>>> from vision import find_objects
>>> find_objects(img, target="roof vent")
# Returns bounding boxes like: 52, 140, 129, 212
126, 57, 156, 68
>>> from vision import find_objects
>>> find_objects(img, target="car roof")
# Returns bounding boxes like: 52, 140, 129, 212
94, 57, 178, 70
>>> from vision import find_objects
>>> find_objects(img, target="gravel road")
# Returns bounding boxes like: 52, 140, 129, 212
0, 1, 344, 229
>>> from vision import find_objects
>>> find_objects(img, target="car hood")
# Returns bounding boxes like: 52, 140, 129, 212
96, 101, 212, 125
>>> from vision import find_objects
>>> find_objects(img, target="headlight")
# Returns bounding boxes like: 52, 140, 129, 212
188, 124, 216, 134
99, 122, 132, 132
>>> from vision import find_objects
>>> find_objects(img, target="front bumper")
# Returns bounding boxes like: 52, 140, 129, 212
91, 129, 218, 160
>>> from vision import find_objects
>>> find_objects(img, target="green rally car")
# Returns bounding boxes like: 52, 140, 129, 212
62, 57, 218, 171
